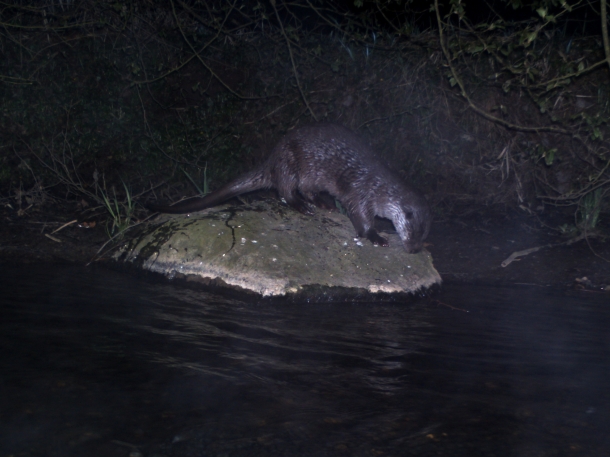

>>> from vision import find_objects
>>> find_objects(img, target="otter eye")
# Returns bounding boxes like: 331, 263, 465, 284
405, 211, 414, 220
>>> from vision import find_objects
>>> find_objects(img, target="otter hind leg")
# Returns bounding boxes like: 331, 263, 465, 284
313, 194, 337, 211
282, 191, 315, 215
293, 191, 337, 213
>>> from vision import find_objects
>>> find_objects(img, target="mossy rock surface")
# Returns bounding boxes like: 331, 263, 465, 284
115, 199, 441, 297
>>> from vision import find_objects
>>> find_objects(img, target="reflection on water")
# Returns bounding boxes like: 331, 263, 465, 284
0, 265, 609, 456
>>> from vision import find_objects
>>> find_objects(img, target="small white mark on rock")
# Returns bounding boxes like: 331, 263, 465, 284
407, 265, 411, 268
356, 241, 363, 247
272, 258, 277, 262
252, 240, 257, 243
272, 244, 278, 248
241, 237, 247, 244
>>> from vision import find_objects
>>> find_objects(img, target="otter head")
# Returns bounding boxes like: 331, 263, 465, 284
390, 197, 431, 254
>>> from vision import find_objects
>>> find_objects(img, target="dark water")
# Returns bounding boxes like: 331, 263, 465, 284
0, 265, 609, 457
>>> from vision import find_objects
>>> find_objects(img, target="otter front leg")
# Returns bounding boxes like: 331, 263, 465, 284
364, 229, 389, 247
348, 210, 389, 247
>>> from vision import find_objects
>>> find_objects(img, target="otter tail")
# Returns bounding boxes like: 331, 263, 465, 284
148, 167, 271, 214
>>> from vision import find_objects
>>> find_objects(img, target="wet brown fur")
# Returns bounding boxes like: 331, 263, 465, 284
148, 124, 431, 253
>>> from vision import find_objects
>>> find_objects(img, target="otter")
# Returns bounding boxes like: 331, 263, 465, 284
148, 123, 431, 253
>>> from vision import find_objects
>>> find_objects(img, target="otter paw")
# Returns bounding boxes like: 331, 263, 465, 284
367, 232, 389, 247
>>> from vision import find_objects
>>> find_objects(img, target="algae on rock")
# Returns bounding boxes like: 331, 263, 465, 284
115, 199, 441, 297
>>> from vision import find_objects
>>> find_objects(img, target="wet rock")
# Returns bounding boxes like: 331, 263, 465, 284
115, 199, 440, 297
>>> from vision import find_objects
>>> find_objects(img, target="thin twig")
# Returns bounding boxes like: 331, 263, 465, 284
50, 219, 77, 234
433, 0, 572, 136
169, 0, 266, 101
270, 0, 318, 121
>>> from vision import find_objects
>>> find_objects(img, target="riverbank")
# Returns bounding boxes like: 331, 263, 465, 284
1, 201, 609, 292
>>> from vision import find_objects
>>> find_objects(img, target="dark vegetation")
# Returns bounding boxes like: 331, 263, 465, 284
0, 0, 609, 278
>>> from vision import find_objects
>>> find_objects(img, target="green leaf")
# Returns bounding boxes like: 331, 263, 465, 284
527, 70, 535, 82
546, 78, 570, 91
543, 148, 556, 166
522, 30, 538, 47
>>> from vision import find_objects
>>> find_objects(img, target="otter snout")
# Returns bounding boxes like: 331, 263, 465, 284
394, 197, 431, 254
403, 239, 424, 254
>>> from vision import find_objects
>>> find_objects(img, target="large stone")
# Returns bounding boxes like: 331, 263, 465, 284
115, 199, 441, 297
